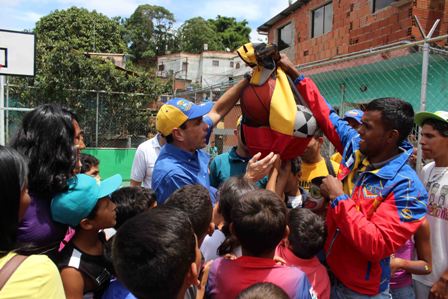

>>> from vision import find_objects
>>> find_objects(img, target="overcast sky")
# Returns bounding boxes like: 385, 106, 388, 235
0, 0, 291, 42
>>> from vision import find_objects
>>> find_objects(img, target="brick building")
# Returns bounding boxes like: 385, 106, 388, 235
258, 0, 448, 64
253, 0, 448, 115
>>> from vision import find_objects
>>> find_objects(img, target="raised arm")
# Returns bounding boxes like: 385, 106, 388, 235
206, 78, 249, 126
277, 54, 358, 155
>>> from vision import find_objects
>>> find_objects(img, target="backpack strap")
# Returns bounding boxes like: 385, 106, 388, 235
0, 255, 28, 291
324, 156, 336, 177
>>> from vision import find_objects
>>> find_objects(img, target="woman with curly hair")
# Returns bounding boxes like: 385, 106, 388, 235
11, 104, 83, 259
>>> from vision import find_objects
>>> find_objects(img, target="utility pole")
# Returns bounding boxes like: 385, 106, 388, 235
414, 16, 440, 173
185, 57, 188, 84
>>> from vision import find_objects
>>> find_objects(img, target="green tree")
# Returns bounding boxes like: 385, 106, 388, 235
10, 7, 170, 145
177, 17, 223, 53
208, 16, 251, 51
35, 7, 127, 53
125, 5, 176, 63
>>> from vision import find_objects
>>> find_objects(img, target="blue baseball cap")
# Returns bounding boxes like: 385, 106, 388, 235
51, 174, 122, 227
156, 98, 213, 136
343, 109, 364, 124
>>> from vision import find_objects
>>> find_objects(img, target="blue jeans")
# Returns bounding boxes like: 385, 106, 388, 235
331, 279, 392, 299
390, 285, 415, 299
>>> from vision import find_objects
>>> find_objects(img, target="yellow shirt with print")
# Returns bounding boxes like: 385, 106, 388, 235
299, 158, 340, 191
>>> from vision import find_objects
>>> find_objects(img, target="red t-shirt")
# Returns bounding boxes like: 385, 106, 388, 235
276, 242, 330, 299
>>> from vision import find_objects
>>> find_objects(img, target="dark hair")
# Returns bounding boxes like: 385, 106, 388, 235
232, 189, 287, 256
237, 282, 289, 299
217, 177, 257, 256
365, 98, 414, 144
80, 153, 99, 174
422, 118, 448, 137
0, 146, 28, 257
290, 157, 302, 175
113, 207, 196, 299
165, 185, 212, 243
288, 208, 327, 259
111, 187, 156, 229
10, 104, 77, 199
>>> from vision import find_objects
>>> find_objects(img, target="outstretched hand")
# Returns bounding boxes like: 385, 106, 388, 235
245, 152, 279, 182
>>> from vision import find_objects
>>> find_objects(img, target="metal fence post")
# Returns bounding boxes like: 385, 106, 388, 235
5, 76, 9, 144
95, 91, 99, 147
0, 75, 5, 146
415, 16, 440, 173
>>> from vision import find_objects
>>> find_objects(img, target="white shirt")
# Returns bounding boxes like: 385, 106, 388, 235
130, 135, 162, 188
414, 162, 448, 286
200, 230, 242, 262
201, 230, 226, 262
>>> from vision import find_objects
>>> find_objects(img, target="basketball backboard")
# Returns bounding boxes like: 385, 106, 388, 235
0, 29, 36, 77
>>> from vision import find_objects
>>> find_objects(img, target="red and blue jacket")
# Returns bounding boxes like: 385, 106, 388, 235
295, 76, 428, 295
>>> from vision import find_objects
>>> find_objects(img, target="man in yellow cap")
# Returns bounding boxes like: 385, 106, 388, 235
152, 79, 277, 204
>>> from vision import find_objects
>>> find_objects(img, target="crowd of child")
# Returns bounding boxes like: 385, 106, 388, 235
1, 57, 448, 299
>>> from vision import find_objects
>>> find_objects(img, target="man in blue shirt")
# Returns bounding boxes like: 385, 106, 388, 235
152, 78, 277, 204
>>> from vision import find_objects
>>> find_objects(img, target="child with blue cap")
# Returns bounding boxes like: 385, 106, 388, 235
51, 173, 122, 298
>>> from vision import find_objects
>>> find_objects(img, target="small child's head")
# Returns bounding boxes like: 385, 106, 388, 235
237, 282, 289, 299
231, 189, 287, 257
218, 176, 257, 227
113, 207, 199, 299
110, 186, 157, 229
51, 174, 122, 230
165, 185, 213, 246
80, 153, 100, 181
217, 177, 257, 256
288, 208, 327, 259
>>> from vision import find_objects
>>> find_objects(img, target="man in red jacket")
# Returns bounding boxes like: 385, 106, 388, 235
279, 55, 428, 298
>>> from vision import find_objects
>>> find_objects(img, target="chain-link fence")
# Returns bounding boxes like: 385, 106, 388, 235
1, 36, 447, 153
3, 86, 158, 147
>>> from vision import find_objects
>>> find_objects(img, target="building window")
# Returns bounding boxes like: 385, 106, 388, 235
212, 60, 219, 67
312, 2, 333, 38
277, 23, 292, 51
373, 0, 394, 12
230, 61, 234, 68
182, 62, 188, 71
158, 64, 164, 71
236, 62, 240, 69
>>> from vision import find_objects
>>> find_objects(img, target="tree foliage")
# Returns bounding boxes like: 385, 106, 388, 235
10, 7, 169, 144
125, 5, 176, 63
208, 16, 251, 51
177, 17, 223, 53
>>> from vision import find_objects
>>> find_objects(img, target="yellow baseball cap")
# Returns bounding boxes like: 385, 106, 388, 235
156, 98, 213, 136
